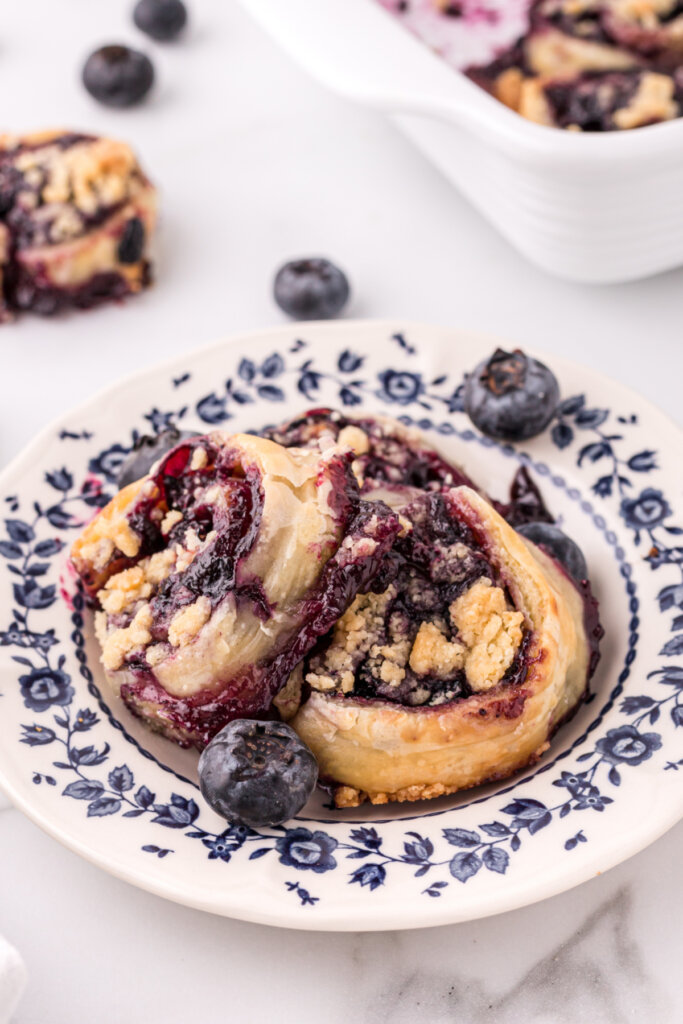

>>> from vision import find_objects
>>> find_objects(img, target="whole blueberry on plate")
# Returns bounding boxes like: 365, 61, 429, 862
134, 0, 188, 41
465, 348, 560, 442
117, 427, 197, 488
198, 720, 318, 828
274, 258, 350, 320
82, 45, 154, 108
517, 521, 588, 582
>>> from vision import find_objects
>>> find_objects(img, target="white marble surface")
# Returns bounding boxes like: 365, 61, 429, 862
0, 1, 681, 1021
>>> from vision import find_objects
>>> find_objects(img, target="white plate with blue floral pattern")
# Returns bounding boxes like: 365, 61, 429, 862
0, 320, 681, 931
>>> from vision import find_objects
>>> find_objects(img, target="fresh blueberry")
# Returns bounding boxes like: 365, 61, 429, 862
198, 720, 318, 828
82, 45, 154, 108
133, 0, 188, 41
517, 522, 588, 582
464, 348, 560, 442
273, 258, 350, 320
117, 427, 197, 488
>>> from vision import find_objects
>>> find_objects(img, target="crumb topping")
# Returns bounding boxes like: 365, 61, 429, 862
87, 537, 116, 572
338, 533, 378, 562
409, 621, 465, 678
450, 579, 524, 692
81, 514, 141, 565
613, 71, 678, 128
190, 447, 208, 471
145, 548, 177, 585
168, 597, 212, 648
305, 550, 526, 706
371, 636, 412, 687
307, 588, 397, 694
97, 546, 177, 618
175, 529, 204, 572
15, 137, 141, 217
146, 644, 168, 667
338, 425, 370, 456
302, 490, 527, 707
101, 604, 153, 671
161, 509, 183, 535
98, 565, 152, 615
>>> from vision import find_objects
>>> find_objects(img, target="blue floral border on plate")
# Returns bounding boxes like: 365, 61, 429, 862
4, 332, 681, 906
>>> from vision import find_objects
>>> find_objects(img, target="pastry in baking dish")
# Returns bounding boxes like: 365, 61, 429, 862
0, 130, 156, 319
71, 432, 401, 747
382, 0, 683, 130
290, 485, 602, 807
468, 1, 683, 130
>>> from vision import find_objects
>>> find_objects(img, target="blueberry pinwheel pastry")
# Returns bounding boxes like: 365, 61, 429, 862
71, 433, 401, 748
290, 486, 602, 807
0, 130, 156, 319
469, 0, 683, 131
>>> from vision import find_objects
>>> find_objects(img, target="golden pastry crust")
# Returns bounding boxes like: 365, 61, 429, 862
291, 487, 593, 807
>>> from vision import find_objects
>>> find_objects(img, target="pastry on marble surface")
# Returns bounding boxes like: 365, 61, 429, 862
0, 130, 156, 320
71, 431, 401, 748
290, 485, 602, 807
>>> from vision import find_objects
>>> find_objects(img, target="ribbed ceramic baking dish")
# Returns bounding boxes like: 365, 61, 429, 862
240, 0, 683, 284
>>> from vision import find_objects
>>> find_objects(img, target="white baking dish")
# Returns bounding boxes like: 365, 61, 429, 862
239, 0, 683, 284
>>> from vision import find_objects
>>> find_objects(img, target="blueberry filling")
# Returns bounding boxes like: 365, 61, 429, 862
304, 491, 529, 708
544, 72, 643, 131
139, 439, 266, 627
150, 475, 262, 630
4, 267, 149, 317
117, 217, 146, 264
497, 466, 554, 528
263, 408, 477, 492
542, 8, 613, 47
